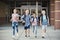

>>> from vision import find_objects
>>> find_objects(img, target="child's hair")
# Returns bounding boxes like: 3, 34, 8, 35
25, 9, 30, 14
41, 9, 47, 16
33, 11, 36, 14
33, 12, 36, 18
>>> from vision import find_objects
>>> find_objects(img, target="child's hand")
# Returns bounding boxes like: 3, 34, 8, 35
22, 21, 25, 23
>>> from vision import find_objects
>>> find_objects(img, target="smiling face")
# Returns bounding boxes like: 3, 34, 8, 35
13, 9, 17, 13
25, 9, 29, 15
42, 10, 46, 15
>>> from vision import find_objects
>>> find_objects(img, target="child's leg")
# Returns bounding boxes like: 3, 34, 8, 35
35, 25, 37, 37
12, 22, 15, 36
16, 22, 18, 33
24, 27, 27, 37
42, 25, 47, 38
27, 25, 30, 37
27, 29, 30, 37
25, 30, 27, 35
16, 22, 19, 37
33, 26, 35, 33
13, 26, 15, 35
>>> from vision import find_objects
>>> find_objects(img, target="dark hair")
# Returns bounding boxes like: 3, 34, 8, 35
41, 9, 47, 15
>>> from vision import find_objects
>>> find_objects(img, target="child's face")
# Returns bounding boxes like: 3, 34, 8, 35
33, 14, 36, 18
25, 10, 29, 15
42, 10, 45, 15
13, 9, 17, 13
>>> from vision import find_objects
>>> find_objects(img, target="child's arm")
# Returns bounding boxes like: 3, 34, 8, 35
47, 16, 49, 25
21, 15, 24, 19
10, 14, 13, 22
40, 17, 42, 26
21, 15, 25, 23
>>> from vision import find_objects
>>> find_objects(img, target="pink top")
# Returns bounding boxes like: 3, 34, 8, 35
32, 18, 37, 26
12, 13, 19, 22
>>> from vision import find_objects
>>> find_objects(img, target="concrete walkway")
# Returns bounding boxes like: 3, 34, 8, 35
0, 25, 60, 40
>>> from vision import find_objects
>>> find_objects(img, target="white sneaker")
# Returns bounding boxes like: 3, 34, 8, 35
17, 33, 19, 37
12, 35, 15, 38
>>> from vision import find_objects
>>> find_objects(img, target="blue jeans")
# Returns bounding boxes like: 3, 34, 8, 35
12, 22, 18, 35
33, 25, 37, 36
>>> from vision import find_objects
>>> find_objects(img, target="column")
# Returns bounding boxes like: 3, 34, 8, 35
54, 0, 60, 29
50, 0, 55, 26
30, 9, 31, 15
36, 1, 38, 17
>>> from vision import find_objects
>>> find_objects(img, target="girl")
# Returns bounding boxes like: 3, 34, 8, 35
10, 9, 20, 38
21, 9, 31, 37
40, 10, 49, 38
31, 13, 38, 38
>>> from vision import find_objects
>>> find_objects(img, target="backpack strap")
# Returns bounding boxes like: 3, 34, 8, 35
41, 15, 48, 22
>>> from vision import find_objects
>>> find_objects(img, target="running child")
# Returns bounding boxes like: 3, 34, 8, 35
21, 9, 31, 37
40, 10, 49, 38
10, 9, 20, 38
31, 13, 38, 38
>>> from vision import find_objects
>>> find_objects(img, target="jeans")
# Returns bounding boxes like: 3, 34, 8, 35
12, 22, 18, 35
33, 25, 37, 36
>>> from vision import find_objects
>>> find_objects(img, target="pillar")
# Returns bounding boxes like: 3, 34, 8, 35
54, 0, 60, 29
50, 0, 55, 26
36, 1, 38, 17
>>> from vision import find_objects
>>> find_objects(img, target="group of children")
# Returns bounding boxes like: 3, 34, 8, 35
10, 9, 49, 38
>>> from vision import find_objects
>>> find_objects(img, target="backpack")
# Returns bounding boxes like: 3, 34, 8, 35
32, 17, 38, 22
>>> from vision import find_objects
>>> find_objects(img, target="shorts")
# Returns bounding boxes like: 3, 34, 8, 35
24, 25, 30, 30
42, 25, 47, 30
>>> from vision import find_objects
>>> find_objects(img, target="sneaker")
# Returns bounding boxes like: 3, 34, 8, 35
25, 35, 27, 37
28, 35, 30, 37
17, 33, 19, 36
12, 35, 15, 38
35, 36, 37, 38
42, 36, 45, 38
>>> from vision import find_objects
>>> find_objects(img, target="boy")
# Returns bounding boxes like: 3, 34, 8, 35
31, 13, 38, 38
21, 9, 31, 37
10, 9, 20, 38
40, 10, 49, 38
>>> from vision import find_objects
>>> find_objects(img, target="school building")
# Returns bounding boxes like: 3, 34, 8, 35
0, 0, 60, 29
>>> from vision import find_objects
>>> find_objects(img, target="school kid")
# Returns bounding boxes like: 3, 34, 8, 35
10, 9, 20, 38
31, 13, 38, 38
21, 9, 31, 37
40, 10, 49, 38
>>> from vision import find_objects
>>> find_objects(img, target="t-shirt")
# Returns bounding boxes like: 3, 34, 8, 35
31, 17, 38, 26
32, 18, 37, 26
12, 13, 19, 22
43, 15, 46, 21
41, 15, 48, 25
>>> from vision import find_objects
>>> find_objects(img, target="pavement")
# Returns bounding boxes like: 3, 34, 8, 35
0, 25, 60, 40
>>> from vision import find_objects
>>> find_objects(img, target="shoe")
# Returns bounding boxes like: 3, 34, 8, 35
35, 36, 37, 38
17, 33, 19, 36
28, 35, 30, 37
12, 35, 15, 38
42, 36, 45, 38
25, 35, 27, 37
